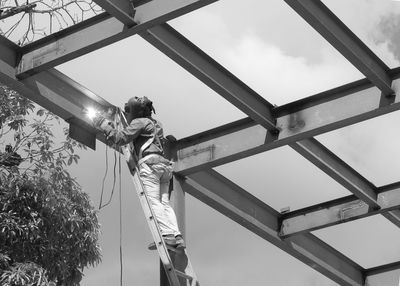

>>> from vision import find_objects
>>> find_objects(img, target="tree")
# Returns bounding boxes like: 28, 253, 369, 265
0, 84, 101, 286
0, 0, 103, 45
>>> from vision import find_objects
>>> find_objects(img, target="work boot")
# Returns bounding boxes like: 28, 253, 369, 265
175, 235, 186, 249
147, 242, 156, 250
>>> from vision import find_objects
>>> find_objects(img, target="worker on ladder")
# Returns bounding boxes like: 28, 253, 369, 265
93, 96, 186, 249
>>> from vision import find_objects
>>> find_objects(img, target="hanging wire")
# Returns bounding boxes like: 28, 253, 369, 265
99, 150, 117, 209
98, 144, 109, 210
118, 152, 123, 286
99, 108, 120, 210
97, 108, 124, 284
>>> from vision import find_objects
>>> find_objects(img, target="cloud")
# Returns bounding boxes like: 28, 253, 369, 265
219, 33, 363, 105
322, 0, 400, 67
374, 13, 400, 64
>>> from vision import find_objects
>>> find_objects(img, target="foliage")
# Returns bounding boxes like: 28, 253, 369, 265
0, 84, 101, 286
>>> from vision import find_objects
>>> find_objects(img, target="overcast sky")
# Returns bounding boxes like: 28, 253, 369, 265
55, 0, 400, 285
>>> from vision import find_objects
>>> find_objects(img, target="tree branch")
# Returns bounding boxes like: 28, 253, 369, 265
0, 3, 37, 20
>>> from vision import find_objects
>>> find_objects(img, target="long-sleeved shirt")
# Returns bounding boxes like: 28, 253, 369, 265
103, 117, 164, 158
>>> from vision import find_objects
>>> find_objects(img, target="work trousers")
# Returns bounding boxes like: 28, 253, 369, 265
139, 157, 181, 237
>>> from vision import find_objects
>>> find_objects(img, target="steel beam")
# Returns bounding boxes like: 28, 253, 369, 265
290, 138, 378, 207
365, 261, 400, 277
284, 0, 393, 95
0, 36, 19, 67
182, 170, 365, 286
280, 184, 400, 237
0, 49, 112, 149
140, 24, 277, 130
175, 74, 400, 174
92, 0, 135, 26
16, 0, 217, 78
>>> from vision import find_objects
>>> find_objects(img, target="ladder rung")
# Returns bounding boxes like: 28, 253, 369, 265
175, 270, 193, 280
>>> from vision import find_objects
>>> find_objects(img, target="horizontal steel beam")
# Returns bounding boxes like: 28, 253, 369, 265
140, 24, 277, 130
175, 73, 400, 174
182, 170, 364, 286
16, 0, 217, 78
284, 0, 393, 95
280, 184, 400, 237
365, 260, 400, 277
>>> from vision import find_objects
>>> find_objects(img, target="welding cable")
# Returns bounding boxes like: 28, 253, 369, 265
118, 152, 123, 286
100, 150, 118, 209
98, 144, 109, 210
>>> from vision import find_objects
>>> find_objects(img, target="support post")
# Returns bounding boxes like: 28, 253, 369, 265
160, 141, 186, 286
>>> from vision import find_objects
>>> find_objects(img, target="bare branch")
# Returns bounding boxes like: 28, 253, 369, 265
0, 0, 104, 45
0, 3, 36, 20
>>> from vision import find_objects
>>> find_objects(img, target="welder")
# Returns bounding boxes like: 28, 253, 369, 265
92, 96, 185, 249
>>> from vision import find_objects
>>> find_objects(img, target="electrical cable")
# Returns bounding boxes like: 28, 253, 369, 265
99, 150, 117, 209
98, 144, 109, 210
99, 109, 119, 210
118, 152, 123, 286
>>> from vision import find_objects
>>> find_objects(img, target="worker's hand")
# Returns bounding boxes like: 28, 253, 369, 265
165, 135, 177, 143
91, 114, 106, 129
105, 134, 116, 148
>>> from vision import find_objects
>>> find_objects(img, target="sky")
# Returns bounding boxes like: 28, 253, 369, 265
48, 0, 400, 285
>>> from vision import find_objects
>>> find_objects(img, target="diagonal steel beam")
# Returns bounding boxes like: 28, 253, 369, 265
289, 138, 378, 207
280, 183, 400, 237
182, 170, 365, 286
284, 0, 393, 95
140, 23, 277, 130
16, 0, 218, 78
175, 74, 400, 174
0, 46, 112, 149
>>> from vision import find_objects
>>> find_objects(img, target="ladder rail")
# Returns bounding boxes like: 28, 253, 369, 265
121, 145, 182, 286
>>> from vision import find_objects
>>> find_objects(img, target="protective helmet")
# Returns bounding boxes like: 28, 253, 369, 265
124, 96, 155, 119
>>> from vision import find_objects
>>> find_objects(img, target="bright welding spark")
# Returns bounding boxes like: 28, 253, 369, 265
85, 107, 98, 120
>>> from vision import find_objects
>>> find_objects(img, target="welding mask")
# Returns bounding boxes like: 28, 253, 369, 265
124, 96, 155, 121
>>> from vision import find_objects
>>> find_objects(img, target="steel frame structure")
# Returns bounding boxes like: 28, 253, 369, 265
1, 0, 400, 285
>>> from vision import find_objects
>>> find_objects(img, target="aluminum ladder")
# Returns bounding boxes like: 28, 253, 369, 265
116, 110, 200, 286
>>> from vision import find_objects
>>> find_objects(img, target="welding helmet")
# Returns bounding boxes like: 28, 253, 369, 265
124, 96, 155, 119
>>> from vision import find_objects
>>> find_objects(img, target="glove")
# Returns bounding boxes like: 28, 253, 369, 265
98, 119, 115, 137
91, 113, 106, 129
165, 135, 177, 143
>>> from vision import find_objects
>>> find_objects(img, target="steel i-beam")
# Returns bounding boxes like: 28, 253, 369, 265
280, 183, 400, 237
175, 75, 400, 174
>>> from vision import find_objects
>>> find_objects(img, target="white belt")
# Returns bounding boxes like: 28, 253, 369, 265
138, 153, 163, 165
